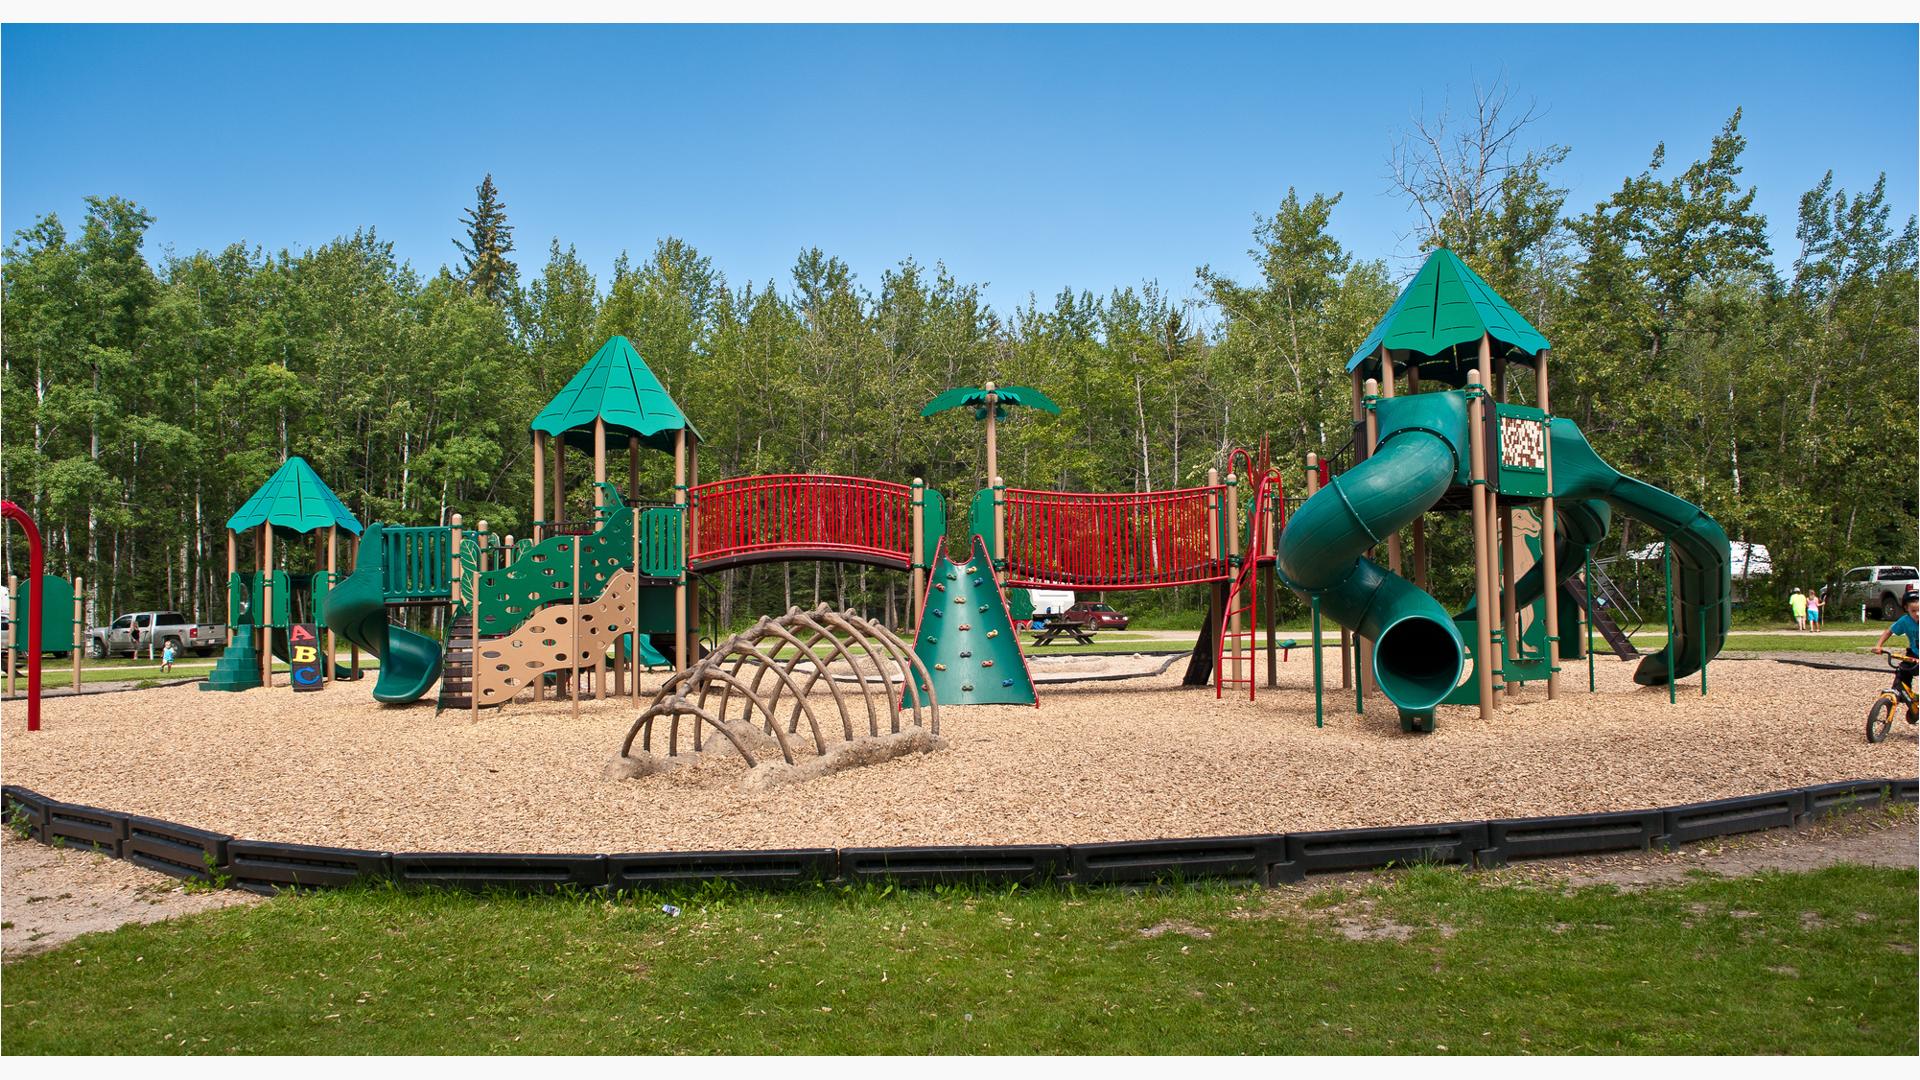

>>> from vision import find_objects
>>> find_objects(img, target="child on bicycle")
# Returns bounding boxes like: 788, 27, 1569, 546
1871, 590, 1919, 719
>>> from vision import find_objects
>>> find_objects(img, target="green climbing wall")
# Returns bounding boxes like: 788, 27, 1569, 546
908, 535, 1037, 707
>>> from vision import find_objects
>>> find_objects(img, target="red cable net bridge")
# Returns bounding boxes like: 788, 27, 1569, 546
687, 474, 944, 574
996, 484, 1239, 590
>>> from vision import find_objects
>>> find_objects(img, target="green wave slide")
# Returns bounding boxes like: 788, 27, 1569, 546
1276, 391, 1730, 729
322, 523, 446, 704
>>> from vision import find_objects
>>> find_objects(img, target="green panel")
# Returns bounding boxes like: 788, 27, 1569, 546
907, 535, 1036, 707
638, 506, 684, 578
466, 504, 637, 636
967, 488, 996, 558
1494, 403, 1550, 499
13, 574, 74, 652
917, 488, 948, 567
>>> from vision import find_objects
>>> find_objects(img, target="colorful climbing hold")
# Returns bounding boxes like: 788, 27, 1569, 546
985, 629, 999, 639
934, 663, 947, 671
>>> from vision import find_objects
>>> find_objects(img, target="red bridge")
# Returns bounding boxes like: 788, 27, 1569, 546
996, 484, 1235, 590
688, 474, 945, 574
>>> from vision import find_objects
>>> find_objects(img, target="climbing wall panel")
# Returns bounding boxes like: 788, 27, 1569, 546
471, 568, 641, 706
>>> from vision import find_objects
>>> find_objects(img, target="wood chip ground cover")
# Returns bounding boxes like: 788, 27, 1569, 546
2, 656, 1913, 853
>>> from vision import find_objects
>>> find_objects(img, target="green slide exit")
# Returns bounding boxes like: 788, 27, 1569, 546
322, 523, 445, 704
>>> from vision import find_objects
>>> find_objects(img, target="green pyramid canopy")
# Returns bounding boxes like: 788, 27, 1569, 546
226, 456, 362, 536
530, 336, 699, 453
1347, 249, 1550, 379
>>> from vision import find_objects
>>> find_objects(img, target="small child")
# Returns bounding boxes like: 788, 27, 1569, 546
160, 638, 176, 674
1871, 591, 1919, 705
1806, 591, 1822, 632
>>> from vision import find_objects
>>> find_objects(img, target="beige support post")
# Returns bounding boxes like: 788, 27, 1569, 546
911, 477, 927, 628
1537, 351, 1560, 699
470, 569, 481, 723
673, 430, 688, 672
476, 520, 490, 574
72, 576, 84, 694
260, 523, 273, 688
1226, 470, 1242, 688
593, 418, 608, 514
983, 381, 1000, 498
1377, 351, 1404, 576
1495, 355, 1518, 699
226, 528, 237, 672
532, 433, 546, 544
630, 507, 642, 705
570, 540, 583, 718
1467, 359, 1497, 719
1357, 378, 1379, 701
687, 439, 700, 646
992, 474, 1006, 565
5, 573, 17, 696
553, 439, 567, 533
449, 514, 463, 592
326, 526, 338, 686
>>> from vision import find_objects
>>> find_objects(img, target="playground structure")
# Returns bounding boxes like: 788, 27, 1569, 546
618, 603, 939, 769
200, 457, 363, 693
1276, 248, 1731, 731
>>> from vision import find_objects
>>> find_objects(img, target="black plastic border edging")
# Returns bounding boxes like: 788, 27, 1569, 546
842, 844, 1067, 886
389, 853, 609, 892
5, 778, 1915, 897
43, 801, 129, 857
2, 784, 52, 841
227, 840, 392, 894
606, 848, 838, 891
124, 815, 231, 882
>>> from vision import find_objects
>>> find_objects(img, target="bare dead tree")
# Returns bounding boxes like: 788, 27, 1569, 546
1387, 76, 1550, 258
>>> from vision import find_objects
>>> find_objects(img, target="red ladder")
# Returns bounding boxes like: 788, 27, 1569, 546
1216, 444, 1284, 700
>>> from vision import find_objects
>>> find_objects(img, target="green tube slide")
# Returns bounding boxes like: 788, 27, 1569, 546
322, 523, 445, 704
1276, 394, 1468, 721
1545, 419, 1730, 685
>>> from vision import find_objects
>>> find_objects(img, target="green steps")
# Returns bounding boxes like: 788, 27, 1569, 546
198, 638, 264, 692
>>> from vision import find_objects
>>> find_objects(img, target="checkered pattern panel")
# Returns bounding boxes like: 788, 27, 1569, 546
1500, 416, 1546, 470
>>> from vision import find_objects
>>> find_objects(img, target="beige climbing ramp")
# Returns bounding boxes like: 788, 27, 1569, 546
472, 567, 640, 706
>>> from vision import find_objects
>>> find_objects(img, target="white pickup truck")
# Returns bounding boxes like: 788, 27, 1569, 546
86, 611, 229, 659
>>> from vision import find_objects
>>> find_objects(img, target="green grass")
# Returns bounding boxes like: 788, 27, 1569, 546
3, 864, 1912, 1054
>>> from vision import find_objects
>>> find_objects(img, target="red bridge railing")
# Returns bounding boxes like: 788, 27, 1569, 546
691, 474, 916, 570
1000, 485, 1229, 590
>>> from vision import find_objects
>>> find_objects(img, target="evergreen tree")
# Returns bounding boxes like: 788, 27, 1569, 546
454, 173, 517, 303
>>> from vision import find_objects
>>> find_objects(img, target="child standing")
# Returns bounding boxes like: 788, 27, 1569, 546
160, 638, 176, 674
1806, 590, 1822, 632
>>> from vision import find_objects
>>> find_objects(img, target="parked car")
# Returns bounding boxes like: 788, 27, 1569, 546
1062, 601, 1129, 630
1821, 566, 1919, 621
86, 611, 229, 659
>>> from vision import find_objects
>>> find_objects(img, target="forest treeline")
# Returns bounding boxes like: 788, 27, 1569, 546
2, 104, 1915, 631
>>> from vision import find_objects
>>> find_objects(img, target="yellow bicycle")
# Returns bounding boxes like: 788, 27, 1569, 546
1867, 651, 1917, 743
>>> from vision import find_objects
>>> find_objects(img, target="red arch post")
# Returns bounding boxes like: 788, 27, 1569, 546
2, 500, 45, 731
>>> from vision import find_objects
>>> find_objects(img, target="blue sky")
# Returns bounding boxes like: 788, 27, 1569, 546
3, 23, 1915, 312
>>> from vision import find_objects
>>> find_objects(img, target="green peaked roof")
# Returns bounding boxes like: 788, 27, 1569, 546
226, 456, 362, 536
530, 336, 698, 453
1346, 249, 1551, 376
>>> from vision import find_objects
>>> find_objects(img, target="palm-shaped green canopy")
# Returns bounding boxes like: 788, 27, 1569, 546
226, 456, 362, 536
920, 384, 1062, 421
1346, 248, 1550, 382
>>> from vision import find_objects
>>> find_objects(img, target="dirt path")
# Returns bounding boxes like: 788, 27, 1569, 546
1, 832, 257, 960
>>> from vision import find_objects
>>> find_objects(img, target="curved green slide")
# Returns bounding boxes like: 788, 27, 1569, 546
1275, 392, 1469, 726
322, 523, 445, 704
1277, 390, 1730, 729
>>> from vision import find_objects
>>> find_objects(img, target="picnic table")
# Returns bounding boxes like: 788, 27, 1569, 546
1029, 619, 1097, 646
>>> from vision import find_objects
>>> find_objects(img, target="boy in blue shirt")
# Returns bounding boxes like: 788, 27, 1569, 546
1871, 590, 1919, 713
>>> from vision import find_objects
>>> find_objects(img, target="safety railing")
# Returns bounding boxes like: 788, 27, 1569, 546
378, 525, 454, 601
997, 484, 1231, 590
690, 474, 917, 569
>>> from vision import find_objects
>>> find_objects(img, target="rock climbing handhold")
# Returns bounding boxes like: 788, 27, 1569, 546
985, 629, 999, 638
934, 663, 947, 671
